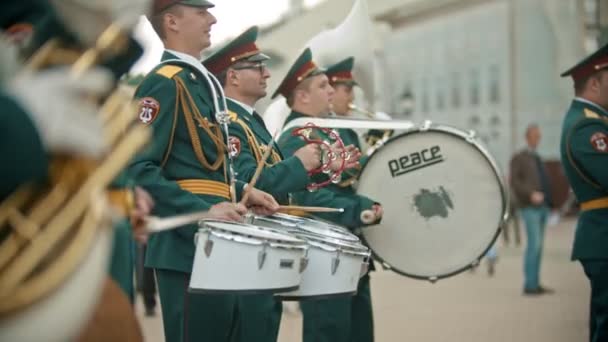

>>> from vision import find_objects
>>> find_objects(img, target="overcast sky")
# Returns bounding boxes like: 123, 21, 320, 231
130, 0, 325, 74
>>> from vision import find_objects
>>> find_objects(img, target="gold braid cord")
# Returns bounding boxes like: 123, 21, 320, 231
233, 118, 281, 166
175, 77, 225, 171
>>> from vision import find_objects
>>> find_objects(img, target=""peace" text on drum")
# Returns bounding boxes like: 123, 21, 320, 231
387, 145, 444, 177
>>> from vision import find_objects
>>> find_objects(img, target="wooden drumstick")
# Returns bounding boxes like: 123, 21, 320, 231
278, 205, 344, 213
144, 210, 211, 233
240, 130, 279, 205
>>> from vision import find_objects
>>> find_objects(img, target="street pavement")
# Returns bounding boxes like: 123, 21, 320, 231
136, 217, 589, 342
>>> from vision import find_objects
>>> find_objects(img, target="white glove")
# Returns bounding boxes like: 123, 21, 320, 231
49, 0, 152, 45
8, 67, 113, 157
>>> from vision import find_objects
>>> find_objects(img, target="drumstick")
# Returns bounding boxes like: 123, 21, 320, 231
144, 210, 210, 233
278, 205, 344, 213
240, 130, 279, 205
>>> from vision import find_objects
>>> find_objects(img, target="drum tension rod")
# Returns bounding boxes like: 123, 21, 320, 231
258, 242, 268, 270
331, 249, 342, 275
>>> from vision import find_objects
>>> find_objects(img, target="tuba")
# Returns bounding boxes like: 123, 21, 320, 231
0, 24, 150, 342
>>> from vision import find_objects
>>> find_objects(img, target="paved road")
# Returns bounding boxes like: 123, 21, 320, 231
136, 217, 589, 342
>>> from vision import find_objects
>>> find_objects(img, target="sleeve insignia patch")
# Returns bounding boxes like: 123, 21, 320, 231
228, 136, 241, 157
590, 132, 608, 152
138, 97, 160, 124
6, 23, 33, 45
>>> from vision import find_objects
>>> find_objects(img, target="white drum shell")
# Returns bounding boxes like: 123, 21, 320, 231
278, 243, 367, 300
189, 224, 307, 293
0, 226, 112, 342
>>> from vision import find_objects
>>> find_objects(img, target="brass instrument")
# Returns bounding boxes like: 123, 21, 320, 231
0, 24, 149, 340
348, 103, 394, 151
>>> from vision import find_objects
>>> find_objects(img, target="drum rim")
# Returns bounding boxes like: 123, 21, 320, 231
291, 231, 370, 256
357, 122, 509, 281
198, 220, 308, 248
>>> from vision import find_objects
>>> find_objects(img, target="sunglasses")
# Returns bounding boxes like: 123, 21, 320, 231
232, 62, 267, 74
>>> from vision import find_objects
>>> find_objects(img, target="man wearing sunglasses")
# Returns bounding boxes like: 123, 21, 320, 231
203, 25, 323, 342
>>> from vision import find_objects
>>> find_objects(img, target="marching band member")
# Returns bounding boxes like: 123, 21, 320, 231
128, 1, 279, 341
274, 48, 383, 342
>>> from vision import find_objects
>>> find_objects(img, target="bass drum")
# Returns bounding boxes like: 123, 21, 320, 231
357, 122, 508, 281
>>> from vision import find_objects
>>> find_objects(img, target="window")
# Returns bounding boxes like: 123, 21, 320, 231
470, 68, 480, 106
451, 71, 461, 108
489, 64, 500, 104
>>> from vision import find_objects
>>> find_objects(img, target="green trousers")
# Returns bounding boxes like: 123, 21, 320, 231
581, 260, 608, 342
155, 269, 238, 342
301, 273, 374, 342
108, 220, 135, 302
231, 294, 283, 342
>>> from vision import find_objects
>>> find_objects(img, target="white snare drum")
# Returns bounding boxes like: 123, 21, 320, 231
271, 213, 360, 243
189, 220, 308, 294
248, 214, 370, 299
357, 122, 508, 282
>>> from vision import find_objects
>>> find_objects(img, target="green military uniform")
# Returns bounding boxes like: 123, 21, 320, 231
203, 26, 311, 342
128, 2, 252, 341
130, 54, 239, 341
560, 43, 608, 342
273, 50, 379, 342
0, 92, 48, 200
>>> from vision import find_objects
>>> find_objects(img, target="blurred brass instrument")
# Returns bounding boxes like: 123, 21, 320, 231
348, 103, 394, 150
0, 23, 149, 339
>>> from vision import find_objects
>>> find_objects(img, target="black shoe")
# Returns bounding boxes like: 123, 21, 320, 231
487, 259, 496, 277
523, 286, 555, 296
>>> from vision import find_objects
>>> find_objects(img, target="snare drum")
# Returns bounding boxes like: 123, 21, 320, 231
248, 214, 370, 299
279, 232, 370, 300
189, 220, 308, 294
357, 122, 508, 282
271, 213, 360, 243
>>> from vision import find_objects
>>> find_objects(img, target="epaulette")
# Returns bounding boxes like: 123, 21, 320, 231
584, 108, 601, 119
156, 65, 183, 79
227, 110, 238, 122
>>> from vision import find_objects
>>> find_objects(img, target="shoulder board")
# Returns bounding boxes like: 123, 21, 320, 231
227, 110, 238, 122
584, 108, 601, 119
156, 65, 183, 79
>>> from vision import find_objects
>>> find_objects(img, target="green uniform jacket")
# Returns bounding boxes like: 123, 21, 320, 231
0, 92, 48, 200
560, 99, 608, 260
278, 111, 378, 229
227, 99, 309, 204
130, 52, 240, 273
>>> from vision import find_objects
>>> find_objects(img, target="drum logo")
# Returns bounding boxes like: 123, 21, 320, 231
387, 145, 443, 177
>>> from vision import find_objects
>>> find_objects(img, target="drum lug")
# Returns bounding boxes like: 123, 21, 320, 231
299, 248, 309, 273
381, 261, 392, 271
300, 257, 309, 273
466, 130, 477, 143
360, 261, 369, 278
258, 242, 268, 270
427, 276, 438, 284
331, 250, 341, 275
204, 235, 214, 258
420, 120, 432, 131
